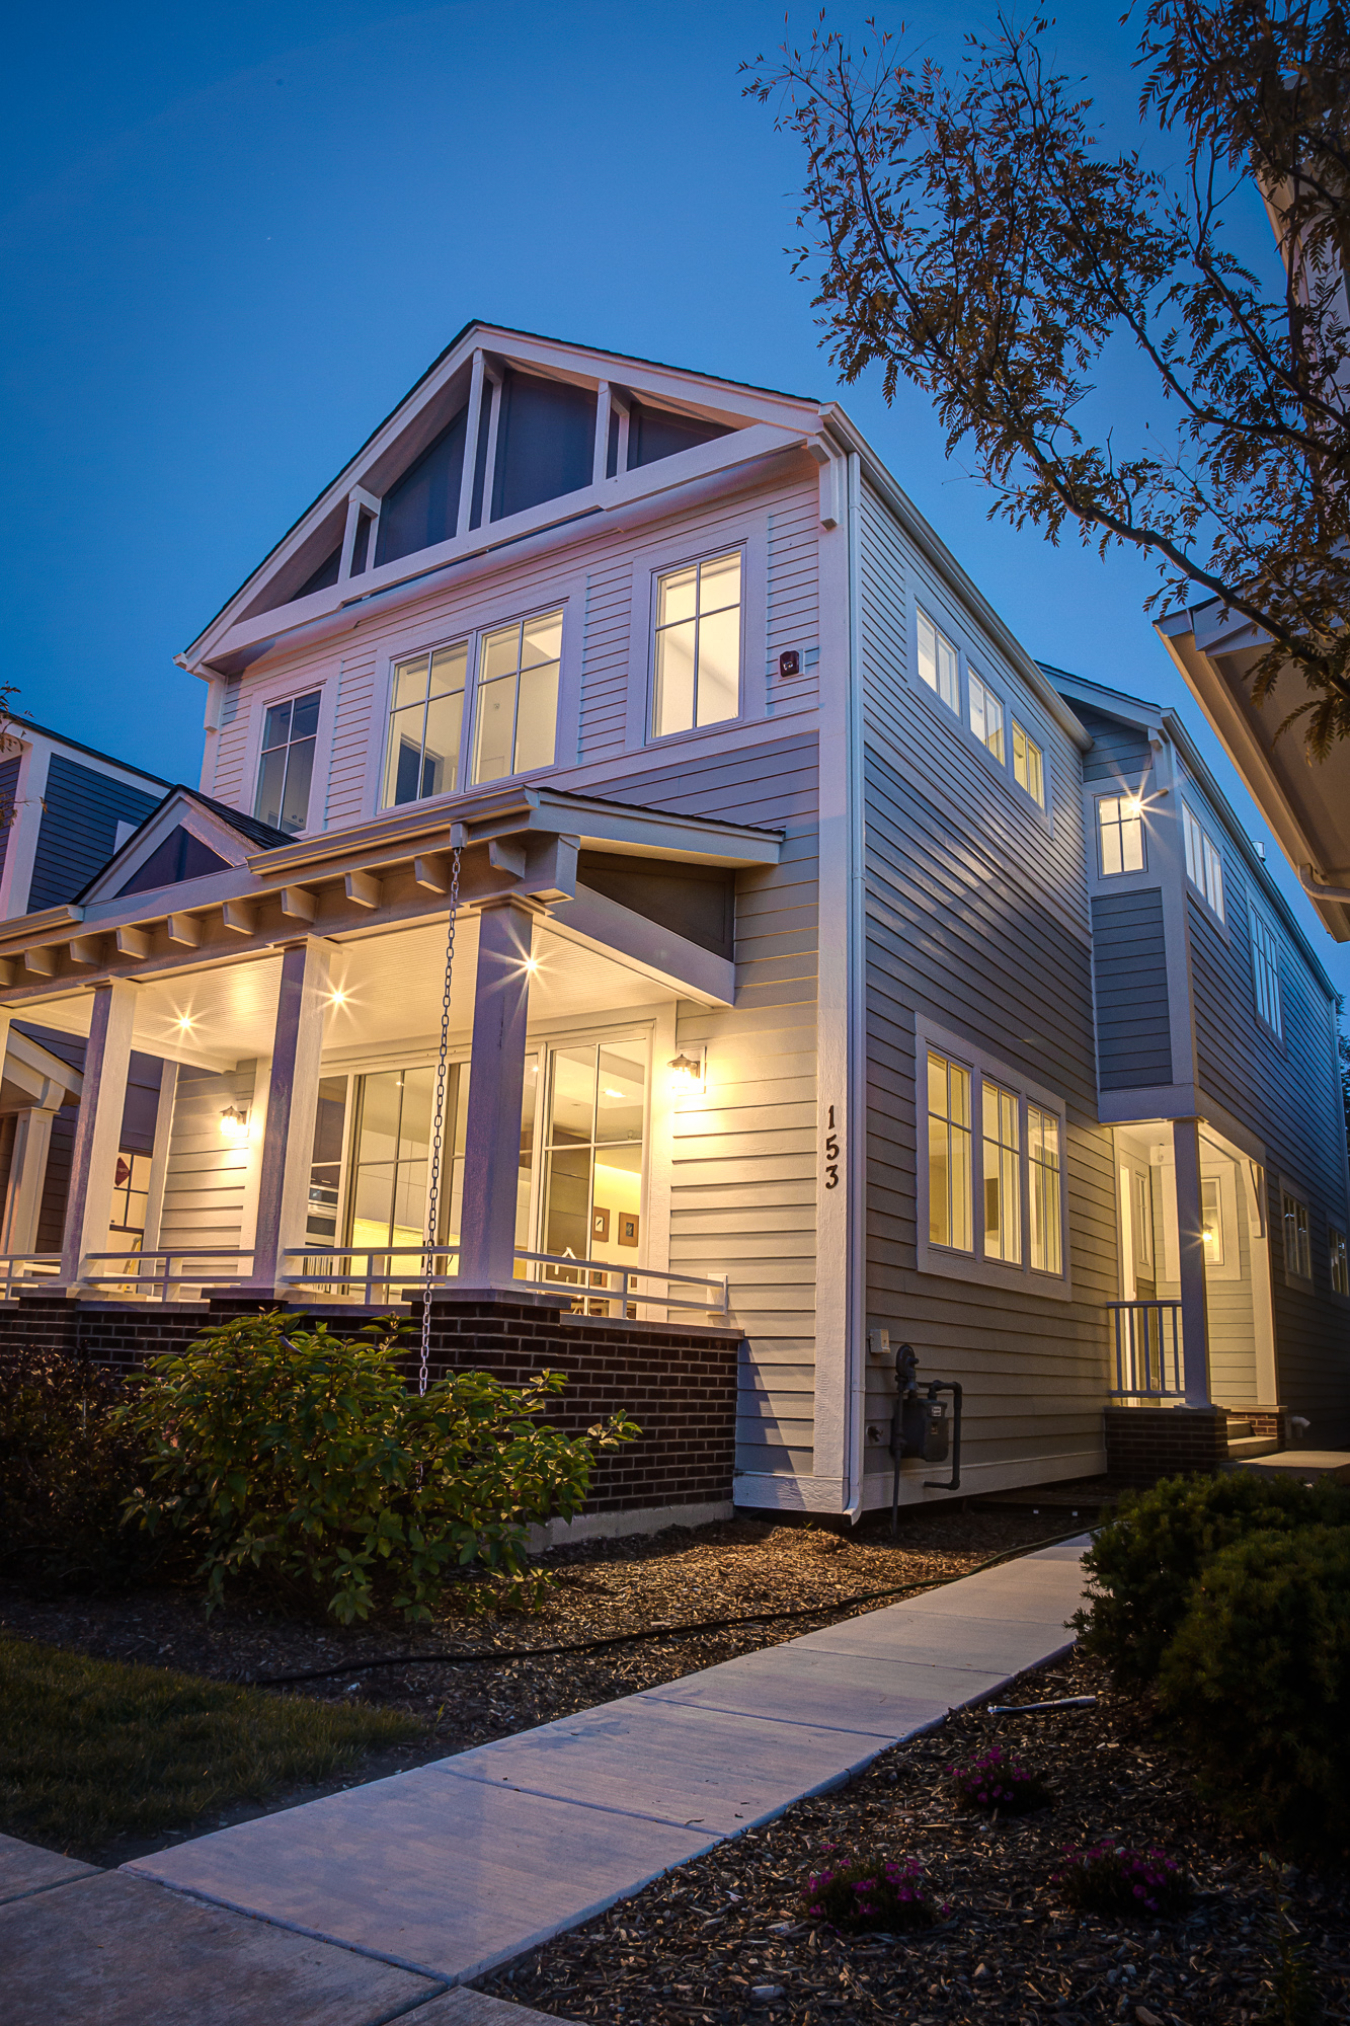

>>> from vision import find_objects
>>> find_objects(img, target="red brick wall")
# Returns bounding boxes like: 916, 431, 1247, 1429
1104, 1405, 1229, 1485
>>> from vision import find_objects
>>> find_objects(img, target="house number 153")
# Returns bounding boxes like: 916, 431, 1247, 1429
824, 1104, 841, 1189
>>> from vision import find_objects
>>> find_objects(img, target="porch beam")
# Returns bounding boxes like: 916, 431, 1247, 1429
248, 937, 332, 1290
1172, 1117, 1214, 1405
59, 979, 137, 1285
457, 897, 540, 1289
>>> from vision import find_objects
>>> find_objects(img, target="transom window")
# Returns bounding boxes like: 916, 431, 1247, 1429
927, 1051, 973, 1253
1098, 793, 1145, 876
1283, 1188, 1312, 1280
1182, 803, 1225, 919
653, 551, 742, 738
1012, 721, 1044, 806
255, 690, 320, 834
1251, 913, 1283, 1037
969, 670, 1005, 762
917, 607, 960, 713
382, 607, 562, 809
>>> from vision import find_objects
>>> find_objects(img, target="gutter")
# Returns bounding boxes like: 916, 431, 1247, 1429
1300, 865, 1350, 905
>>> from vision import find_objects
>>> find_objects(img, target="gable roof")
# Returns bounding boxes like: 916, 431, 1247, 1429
74, 786, 293, 903
2, 712, 170, 791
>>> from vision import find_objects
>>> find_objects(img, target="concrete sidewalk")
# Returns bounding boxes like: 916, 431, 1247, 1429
118, 1538, 1091, 1987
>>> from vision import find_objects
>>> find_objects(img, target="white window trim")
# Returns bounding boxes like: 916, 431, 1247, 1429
1249, 907, 1285, 1043
364, 576, 585, 817
1329, 1224, 1350, 1303
1180, 799, 1228, 930
1279, 1177, 1314, 1287
915, 1017, 1073, 1300
238, 673, 338, 840
624, 520, 769, 753
908, 597, 1054, 832
1095, 790, 1148, 879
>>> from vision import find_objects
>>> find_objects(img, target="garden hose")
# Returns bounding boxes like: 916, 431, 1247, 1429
244, 1521, 1092, 1689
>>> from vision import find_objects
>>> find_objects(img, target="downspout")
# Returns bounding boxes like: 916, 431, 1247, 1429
843, 449, 868, 1523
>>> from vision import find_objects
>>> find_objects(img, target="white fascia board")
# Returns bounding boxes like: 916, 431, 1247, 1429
547, 887, 734, 1007
817, 406, 1093, 754
193, 421, 813, 676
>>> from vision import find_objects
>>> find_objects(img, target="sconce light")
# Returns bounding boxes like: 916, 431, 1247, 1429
667, 1050, 706, 1098
219, 1103, 250, 1143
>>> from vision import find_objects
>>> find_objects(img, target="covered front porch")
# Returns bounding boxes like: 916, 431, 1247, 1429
0, 784, 779, 1325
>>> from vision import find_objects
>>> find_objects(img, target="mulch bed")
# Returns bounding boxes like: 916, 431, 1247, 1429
479, 1648, 1349, 2026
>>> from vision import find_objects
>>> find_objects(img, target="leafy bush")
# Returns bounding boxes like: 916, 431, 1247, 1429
1156, 1524, 1350, 1855
1071, 1472, 1350, 1685
120, 1312, 639, 1623
802, 1843, 946, 1934
0, 1346, 158, 1589
947, 1744, 1050, 1816
1052, 1842, 1193, 1921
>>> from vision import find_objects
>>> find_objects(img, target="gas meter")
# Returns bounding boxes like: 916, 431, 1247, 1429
888, 1341, 963, 1534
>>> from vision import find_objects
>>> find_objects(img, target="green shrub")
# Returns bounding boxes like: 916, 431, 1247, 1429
119, 1312, 638, 1624
0, 1346, 160, 1589
1071, 1471, 1350, 1684
1156, 1524, 1350, 1856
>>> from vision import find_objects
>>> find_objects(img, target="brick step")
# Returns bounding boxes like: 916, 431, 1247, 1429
1226, 1435, 1282, 1459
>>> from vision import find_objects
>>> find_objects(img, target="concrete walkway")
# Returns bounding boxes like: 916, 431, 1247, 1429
112, 1538, 1091, 1988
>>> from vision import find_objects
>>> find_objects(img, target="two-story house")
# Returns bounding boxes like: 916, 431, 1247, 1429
0, 322, 1342, 1527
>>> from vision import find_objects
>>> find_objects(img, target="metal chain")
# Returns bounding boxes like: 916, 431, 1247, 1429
418, 843, 462, 1396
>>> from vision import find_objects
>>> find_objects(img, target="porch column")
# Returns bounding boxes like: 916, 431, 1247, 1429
1, 1106, 59, 1254
60, 979, 137, 1285
458, 897, 538, 1289
249, 938, 332, 1291
1172, 1118, 1213, 1405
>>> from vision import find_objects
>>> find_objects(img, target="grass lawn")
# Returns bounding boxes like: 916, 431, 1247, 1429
0, 1632, 421, 1857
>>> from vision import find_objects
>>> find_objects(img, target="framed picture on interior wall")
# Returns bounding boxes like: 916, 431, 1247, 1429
618, 1213, 640, 1248
592, 1207, 610, 1243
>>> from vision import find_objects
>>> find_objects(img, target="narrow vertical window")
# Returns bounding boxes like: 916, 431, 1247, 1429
1183, 803, 1225, 917
255, 690, 320, 834
968, 671, 1005, 762
653, 551, 742, 738
1201, 1176, 1225, 1266
1098, 793, 1145, 876
1028, 1105, 1063, 1274
916, 607, 960, 714
1012, 722, 1044, 806
1251, 914, 1283, 1037
1283, 1190, 1312, 1279
1331, 1227, 1349, 1296
927, 1051, 972, 1252
384, 641, 467, 807
472, 608, 563, 784
982, 1083, 1021, 1262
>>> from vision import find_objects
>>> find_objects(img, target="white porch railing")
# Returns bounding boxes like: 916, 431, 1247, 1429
0, 1253, 61, 1293
514, 1249, 730, 1320
279, 1245, 461, 1305
77, 1248, 255, 1300
1107, 1299, 1184, 1398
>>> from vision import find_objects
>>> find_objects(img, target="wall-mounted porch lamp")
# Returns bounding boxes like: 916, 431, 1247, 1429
219, 1103, 250, 1143
667, 1049, 707, 1098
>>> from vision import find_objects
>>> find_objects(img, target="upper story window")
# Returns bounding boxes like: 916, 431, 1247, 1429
1182, 802, 1225, 920
383, 607, 562, 809
1012, 721, 1044, 807
653, 551, 741, 739
917, 607, 959, 713
968, 670, 1005, 762
1097, 792, 1145, 876
1283, 1187, 1312, 1281
1250, 912, 1283, 1038
255, 690, 320, 834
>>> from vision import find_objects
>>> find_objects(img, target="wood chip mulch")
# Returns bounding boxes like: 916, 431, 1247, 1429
479, 1649, 1349, 2026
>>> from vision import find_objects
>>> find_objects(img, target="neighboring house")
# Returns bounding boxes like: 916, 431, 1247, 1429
0, 721, 168, 1272
0, 322, 1343, 1528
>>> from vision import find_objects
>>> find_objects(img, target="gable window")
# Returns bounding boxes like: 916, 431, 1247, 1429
1282, 1187, 1312, 1280
1331, 1227, 1349, 1297
473, 610, 563, 784
982, 1083, 1021, 1263
917, 607, 960, 713
1097, 793, 1145, 876
652, 551, 741, 739
1250, 913, 1283, 1038
1012, 721, 1045, 807
927, 1051, 973, 1253
1028, 1105, 1063, 1275
385, 643, 467, 807
1182, 803, 1225, 919
969, 670, 1005, 762
255, 690, 320, 834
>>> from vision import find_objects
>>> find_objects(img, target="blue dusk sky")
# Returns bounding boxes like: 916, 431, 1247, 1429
2, 0, 1346, 998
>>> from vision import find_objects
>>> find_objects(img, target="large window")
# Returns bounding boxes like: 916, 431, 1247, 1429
385, 643, 466, 807
927, 1051, 973, 1252
652, 551, 742, 738
1012, 721, 1044, 806
472, 610, 562, 784
255, 690, 320, 834
982, 1083, 1021, 1262
1182, 803, 1225, 920
1097, 793, 1145, 876
1251, 913, 1283, 1037
917, 607, 960, 713
540, 1044, 647, 1284
969, 670, 1005, 762
1282, 1187, 1312, 1280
